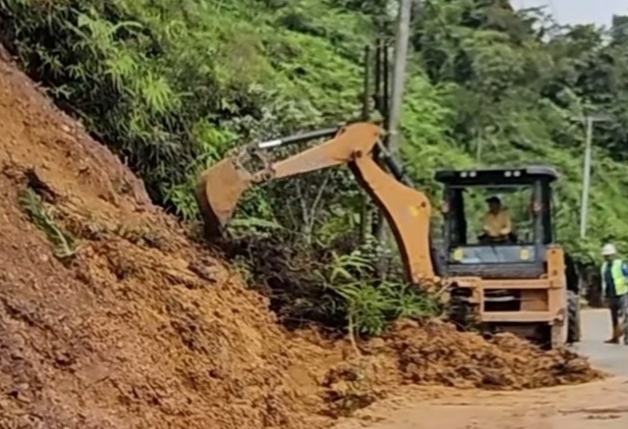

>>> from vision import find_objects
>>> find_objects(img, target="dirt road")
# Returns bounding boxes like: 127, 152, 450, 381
335, 309, 628, 429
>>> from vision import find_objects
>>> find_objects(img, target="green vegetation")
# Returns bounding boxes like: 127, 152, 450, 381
19, 187, 76, 260
226, 235, 441, 334
2, 0, 628, 334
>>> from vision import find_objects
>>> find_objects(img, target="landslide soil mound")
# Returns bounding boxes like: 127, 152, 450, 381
291, 321, 602, 418
0, 48, 320, 429
0, 47, 602, 429
384, 320, 601, 389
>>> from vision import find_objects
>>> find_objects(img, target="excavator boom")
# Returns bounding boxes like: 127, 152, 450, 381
195, 122, 435, 285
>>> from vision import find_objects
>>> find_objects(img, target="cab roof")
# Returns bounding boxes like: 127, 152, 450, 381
434, 165, 559, 186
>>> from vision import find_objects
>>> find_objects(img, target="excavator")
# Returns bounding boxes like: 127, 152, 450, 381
195, 121, 581, 349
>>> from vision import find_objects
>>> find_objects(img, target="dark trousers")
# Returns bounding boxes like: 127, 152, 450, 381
607, 294, 628, 342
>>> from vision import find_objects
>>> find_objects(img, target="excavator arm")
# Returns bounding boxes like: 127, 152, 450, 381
195, 122, 436, 285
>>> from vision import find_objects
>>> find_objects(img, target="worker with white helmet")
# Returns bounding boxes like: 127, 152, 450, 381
600, 243, 628, 344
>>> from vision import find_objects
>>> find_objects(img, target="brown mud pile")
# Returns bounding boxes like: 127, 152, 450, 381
0, 48, 602, 429
384, 320, 600, 389
290, 321, 603, 417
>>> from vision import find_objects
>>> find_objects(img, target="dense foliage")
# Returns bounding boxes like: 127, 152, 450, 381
2, 0, 628, 331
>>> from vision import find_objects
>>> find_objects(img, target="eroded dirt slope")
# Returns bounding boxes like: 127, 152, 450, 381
0, 48, 603, 429
0, 48, 320, 429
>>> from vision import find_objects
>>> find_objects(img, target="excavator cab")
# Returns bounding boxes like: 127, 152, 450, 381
435, 166, 556, 279
435, 166, 578, 348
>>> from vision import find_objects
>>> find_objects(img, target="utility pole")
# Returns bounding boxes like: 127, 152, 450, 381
372, 0, 413, 279
387, 0, 413, 157
579, 116, 593, 239
579, 114, 610, 239
358, 45, 371, 244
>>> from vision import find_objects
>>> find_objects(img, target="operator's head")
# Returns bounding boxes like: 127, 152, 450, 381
486, 196, 502, 214
602, 243, 617, 261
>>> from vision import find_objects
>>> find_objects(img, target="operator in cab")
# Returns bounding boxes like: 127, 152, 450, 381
479, 196, 512, 243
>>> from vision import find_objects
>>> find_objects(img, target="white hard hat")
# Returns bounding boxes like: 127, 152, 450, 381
602, 243, 617, 256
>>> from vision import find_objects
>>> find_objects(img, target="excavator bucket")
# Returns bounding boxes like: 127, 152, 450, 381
195, 155, 253, 239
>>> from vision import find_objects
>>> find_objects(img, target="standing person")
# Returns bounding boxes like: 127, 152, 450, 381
600, 243, 628, 344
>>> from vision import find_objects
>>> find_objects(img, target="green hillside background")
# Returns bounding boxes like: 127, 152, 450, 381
2, 0, 628, 328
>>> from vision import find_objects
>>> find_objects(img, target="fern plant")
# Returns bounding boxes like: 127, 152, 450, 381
322, 245, 441, 337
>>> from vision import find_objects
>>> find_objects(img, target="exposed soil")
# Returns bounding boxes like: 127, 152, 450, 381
333, 377, 628, 429
0, 46, 604, 429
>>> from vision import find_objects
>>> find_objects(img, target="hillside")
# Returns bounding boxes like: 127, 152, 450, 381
0, 44, 603, 429
2, 0, 628, 266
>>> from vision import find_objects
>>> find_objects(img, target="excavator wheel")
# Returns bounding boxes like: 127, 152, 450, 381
531, 317, 565, 350
550, 324, 566, 350
541, 290, 580, 348
448, 289, 477, 331
566, 290, 581, 344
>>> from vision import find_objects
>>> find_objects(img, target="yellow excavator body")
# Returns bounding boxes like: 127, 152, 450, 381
194, 122, 575, 349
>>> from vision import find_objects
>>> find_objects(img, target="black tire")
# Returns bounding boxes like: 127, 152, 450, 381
448, 295, 475, 330
536, 324, 558, 350
567, 290, 581, 344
